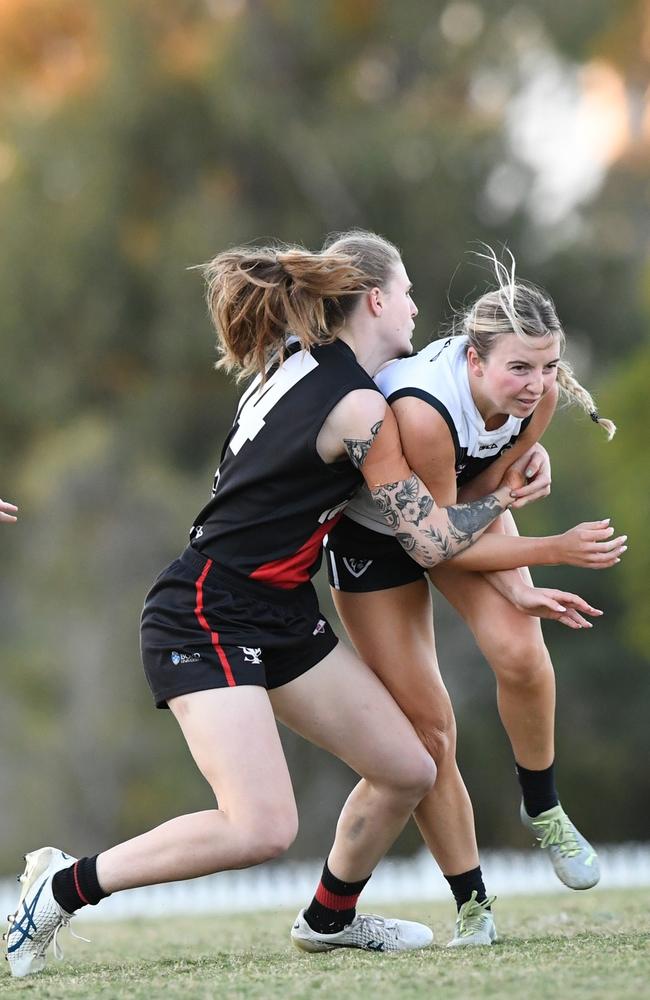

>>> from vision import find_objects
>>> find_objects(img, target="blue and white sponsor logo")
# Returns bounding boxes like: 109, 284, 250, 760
170, 651, 201, 666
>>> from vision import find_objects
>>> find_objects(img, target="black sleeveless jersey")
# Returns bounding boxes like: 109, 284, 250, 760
189, 339, 378, 588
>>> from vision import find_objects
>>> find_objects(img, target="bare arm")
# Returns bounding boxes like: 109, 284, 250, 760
481, 510, 606, 630
324, 390, 514, 568
457, 385, 558, 504
391, 393, 624, 572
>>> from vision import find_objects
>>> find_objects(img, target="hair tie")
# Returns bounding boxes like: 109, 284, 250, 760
590, 410, 600, 423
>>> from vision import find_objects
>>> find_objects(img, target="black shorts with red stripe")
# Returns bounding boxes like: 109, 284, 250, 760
141, 547, 338, 708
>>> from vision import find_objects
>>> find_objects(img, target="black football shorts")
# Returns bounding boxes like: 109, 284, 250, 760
141, 547, 338, 708
325, 516, 425, 593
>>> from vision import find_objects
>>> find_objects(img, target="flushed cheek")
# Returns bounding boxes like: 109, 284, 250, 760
498, 376, 526, 399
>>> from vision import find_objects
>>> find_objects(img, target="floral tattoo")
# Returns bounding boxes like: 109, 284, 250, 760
343, 421, 506, 567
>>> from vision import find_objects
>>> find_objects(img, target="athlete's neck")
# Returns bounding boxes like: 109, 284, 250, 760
467, 368, 508, 430
336, 329, 404, 378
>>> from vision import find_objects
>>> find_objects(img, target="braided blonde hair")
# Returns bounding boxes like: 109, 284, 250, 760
454, 246, 616, 440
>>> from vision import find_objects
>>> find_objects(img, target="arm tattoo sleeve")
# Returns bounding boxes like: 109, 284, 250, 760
343, 421, 383, 470
445, 495, 505, 540
369, 476, 507, 567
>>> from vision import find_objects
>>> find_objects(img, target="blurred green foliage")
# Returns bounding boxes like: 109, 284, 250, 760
0, 0, 648, 869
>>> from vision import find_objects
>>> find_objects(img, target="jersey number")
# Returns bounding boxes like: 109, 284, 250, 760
229, 352, 319, 455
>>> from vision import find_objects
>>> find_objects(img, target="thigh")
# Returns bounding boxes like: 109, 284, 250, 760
170, 686, 295, 820
428, 563, 544, 665
269, 640, 434, 787
331, 580, 454, 731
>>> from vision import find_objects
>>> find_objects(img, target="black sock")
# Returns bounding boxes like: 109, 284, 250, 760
516, 761, 559, 817
444, 866, 488, 912
52, 855, 111, 914
303, 860, 370, 934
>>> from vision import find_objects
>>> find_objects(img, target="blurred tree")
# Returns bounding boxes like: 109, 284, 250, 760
0, 0, 648, 868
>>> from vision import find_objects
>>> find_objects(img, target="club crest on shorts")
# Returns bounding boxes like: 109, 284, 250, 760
342, 557, 373, 578
239, 646, 262, 665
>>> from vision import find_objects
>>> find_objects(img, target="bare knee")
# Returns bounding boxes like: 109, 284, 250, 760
489, 632, 553, 689
381, 747, 437, 803
234, 809, 299, 866
409, 692, 457, 766
415, 713, 457, 766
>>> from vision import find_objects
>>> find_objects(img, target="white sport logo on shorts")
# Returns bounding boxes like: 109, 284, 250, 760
342, 558, 373, 578
239, 647, 262, 664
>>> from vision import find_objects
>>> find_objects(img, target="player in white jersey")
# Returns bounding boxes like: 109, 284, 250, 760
341, 333, 538, 537
325, 247, 622, 946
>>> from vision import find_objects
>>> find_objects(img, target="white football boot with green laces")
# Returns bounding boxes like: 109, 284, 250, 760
291, 909, 433, 953
447, 891, 497, 947
520, 802, 600, 889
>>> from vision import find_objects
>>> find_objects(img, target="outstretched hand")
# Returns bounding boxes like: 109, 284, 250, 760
555, 520, 627, 568
0, 499, 18, 524
510, 584, 603, 630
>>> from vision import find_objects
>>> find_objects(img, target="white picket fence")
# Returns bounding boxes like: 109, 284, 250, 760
2, 843, 648, 922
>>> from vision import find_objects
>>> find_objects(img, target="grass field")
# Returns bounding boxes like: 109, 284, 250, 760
1, 890, 648, 999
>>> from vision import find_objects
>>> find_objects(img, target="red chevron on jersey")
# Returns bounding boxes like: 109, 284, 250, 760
250, 513, 343, 589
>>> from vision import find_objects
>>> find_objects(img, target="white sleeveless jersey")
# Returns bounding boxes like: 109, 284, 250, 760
344, 335, 531, 535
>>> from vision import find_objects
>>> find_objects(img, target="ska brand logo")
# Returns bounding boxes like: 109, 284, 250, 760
239, 647, 262, 665
312, 620, 327, 636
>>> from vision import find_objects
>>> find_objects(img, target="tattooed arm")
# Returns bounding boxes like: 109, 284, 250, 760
366, 472, 511, 567
328, 390, 514, 568
387, 394, 625, 572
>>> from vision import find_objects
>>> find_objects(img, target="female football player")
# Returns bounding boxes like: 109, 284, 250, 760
6, 233, 552, 976
325, 245, 622, 946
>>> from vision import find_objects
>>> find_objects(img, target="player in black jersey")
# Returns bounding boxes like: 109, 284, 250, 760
7, 233, 542, 976
325, 247, 623, 946
0, 497, 18, 523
